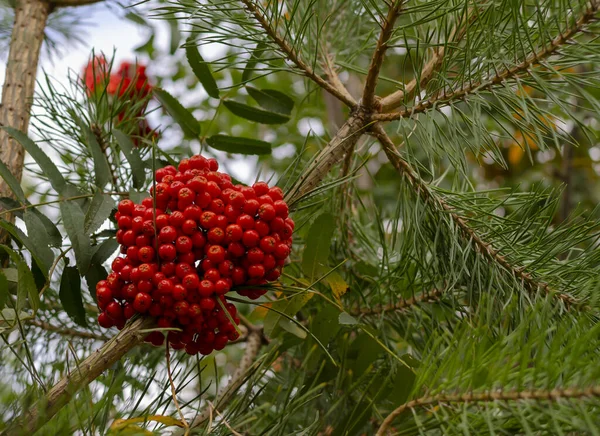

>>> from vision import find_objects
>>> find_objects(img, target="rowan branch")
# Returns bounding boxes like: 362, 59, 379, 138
362, 0, 405, 109
376, 384, 600, 435
5, 316, 155, 435
373, 0, 600, 121
370, 123, 581, 309
240, 0, 357, 108
350, 289, 444, 317
380, 5, 478, 112
28, 319, 108, 341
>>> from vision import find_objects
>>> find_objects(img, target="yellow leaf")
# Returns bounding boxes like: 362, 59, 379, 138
326, 271, 348, 306
108, 423, 155, 436
508, 144, 525, 166
110, 415, 184, 431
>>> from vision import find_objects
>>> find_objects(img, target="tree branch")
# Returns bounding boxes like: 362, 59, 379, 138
5, 317, 155, 435
321, 51, 357, 107
350, 289, 444, 317
370, 123, 581, 309
380, 5, 478, 112
373, 0, 600, 121
376, 384, 600, 435
239, 0, 357, 108
362, 0, 405, 109
184, 331, 263, 433
28, 319, 108, 341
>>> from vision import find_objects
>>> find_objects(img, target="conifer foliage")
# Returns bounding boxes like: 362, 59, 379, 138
1, 0, 600, 434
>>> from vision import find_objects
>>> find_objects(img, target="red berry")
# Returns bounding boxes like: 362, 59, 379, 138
200, 211, 218, 229
96, 286, 112, 303
198, 280, 215, 297
263, 254, 276, 270
106, 301, 123, 320
274, 243, 290, 259
98, 312, 114, 328
122, 230, 136, 247
159, 226, 177, 243
213, 333, 229, 350
179, 252, 195, 265
176, 263, 194, 278
254, 220, 270, 237
242, 230, 260, 247
247, 247, 265, 264
182, 273, 200, 290
237, 214, 254, 230
173, 301, 190, 317
117, 215, 132, 229
199, 297, 216, 311
136, 234, 151, 247
118, 199, 135, 215
176, 235, 193, 253
172, 284, 187, 301
158, 244, 177, 261
138, 246, 155, 263
228, 242, 245, 257
207, 227, 225, 244
161, 261, 176, 276
253, 182, 269, 196
273, 200, 289, 218
215, 279, 231, 294
207, 245, 226, 263
260, 236, 276, 253
268, 187, 284, 201
258, 203, 276, 221
191, 232, 206, 248
248, 264, 265, 278
156, 213, 170, 229
204, 268, 220, 282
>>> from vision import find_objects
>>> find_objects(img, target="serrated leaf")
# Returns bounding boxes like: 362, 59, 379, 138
81, 124, 111, 188
154, 88, 200, 138
0, 198, 62, 247
206, 135, 272, 155
338, 312, 358, 325
242, 42, 267, 83
23, 210, 54, 275
3, 127, 68, 194
246, 86, 294, 115
59, 266, 86, 327
61, 201, 92, 274
0, 271, 8, 310
0, 159, 26, 203
84, 192, 114, 234
91, 238, 119, 266
223, 100, 290, 125
113, 129, 146, 189
264, 292, 313, 337
0, 245, 38, 313
302, 213, 335, 281
186, 37, 219, 99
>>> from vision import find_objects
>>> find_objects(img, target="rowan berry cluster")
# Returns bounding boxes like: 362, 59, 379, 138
83, 56, 156, 147
95, 155, 294, 355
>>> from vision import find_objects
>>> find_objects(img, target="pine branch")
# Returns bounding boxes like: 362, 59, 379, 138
380, 4, 479, 112
183, 330, 263, 433
239, 0, 357, 108
350, 289, 444, 317
370, 123, 581, 309
362, 0, 405, 109
321, 50, 357, 107
5, 317, 155, 435
29, 319, 108, 341
373, 0, 600, 121
376, 384, 600, 435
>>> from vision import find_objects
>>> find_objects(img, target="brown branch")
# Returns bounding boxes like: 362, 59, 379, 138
239, 0, 357, 108
5, 317, 155, 435
376, 384, 600, 435
285, 111, 368, 206
29, 319, 108, 341
373, 0, 600, 121
322, 51, 357, 107
184, 331, 263, 433
370, 123, 581, 308
362, 0, 405, 109
0, 0, 51, 244
350, 289, 444, 317
380, 5, 478, 112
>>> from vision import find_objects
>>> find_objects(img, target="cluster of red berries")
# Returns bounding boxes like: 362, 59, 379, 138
95, 155, 294, 355
83, 55, 156, 147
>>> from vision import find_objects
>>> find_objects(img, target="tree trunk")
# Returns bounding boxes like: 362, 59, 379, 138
0, 0, 50, 204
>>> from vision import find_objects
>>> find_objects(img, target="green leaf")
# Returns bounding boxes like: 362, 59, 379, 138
223, 100, 290, 125
154, 88, 201, 138
61, 201, 92, 274
91, 238, 119, 266
3, 127, 68, 194
84, 192, 115, 235
246, 86, 294, 115
81, 124, 111, 189
134, 34, 155, 58
168, 19, 180, 55
0, 245, 38, 313
0, 158, 26, 203
327, 271, 349, 305
206, 135, 272, 155
279, 318, 307, 338
242, 42, 266, 83
84, 263, 108, 303
59, 266, 86, 327
388, 364, 417, 407
0, 198, 62, 247
113, 129, 146, 189
23, 210, 54, 275
264, 292, 313, 337
0, 221, 51, 275
302, 213, 336, 281
124, 11, 149, 27
186, 37, 220, 99
311, 305, 341, 345
0, 271, 8, 310
338, 312, 358, 325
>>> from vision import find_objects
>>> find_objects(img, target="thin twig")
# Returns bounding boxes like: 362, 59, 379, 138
373, 0, 600, 121
321, 50, 357, 106
362, 0, 405, 108
166, 344, 190, 435
376, 384, 600, 435
380, 5, 479, 112
206, 401, 243, 436
350, 289, 444, 317
29, 319, 108, 341
370, 123, 581, 308
239, 0, 357, 108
